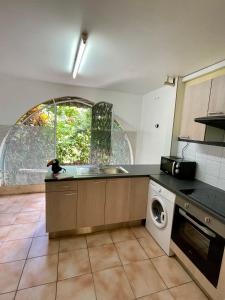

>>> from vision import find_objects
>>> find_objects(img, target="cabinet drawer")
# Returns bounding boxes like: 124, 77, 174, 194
46, 181, 77, 192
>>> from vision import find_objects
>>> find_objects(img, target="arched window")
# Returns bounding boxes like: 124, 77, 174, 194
0, 97, 133, 186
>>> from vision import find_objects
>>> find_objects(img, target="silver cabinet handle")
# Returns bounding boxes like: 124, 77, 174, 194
180, 136, 190, 139
179, 209, 216, 238
208, 112, 224, 115
64, 193, 77, 196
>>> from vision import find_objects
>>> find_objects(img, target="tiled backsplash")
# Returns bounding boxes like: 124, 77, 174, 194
177, 141, 225, 191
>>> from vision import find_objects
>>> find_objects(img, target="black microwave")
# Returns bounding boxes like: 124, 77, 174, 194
160, 156, 196, 179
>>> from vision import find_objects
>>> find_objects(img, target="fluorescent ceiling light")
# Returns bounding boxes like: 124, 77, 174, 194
72, 32, 88, 79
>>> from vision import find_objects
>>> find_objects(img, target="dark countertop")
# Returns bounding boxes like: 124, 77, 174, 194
150, 174, 225, 224
45, 164, 162, 182
45, 164, 225, 224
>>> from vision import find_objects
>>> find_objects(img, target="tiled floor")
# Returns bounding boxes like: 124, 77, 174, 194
0, 193, 209, 300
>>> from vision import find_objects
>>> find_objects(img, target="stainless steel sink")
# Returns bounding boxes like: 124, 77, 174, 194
75, 166, 128, 176
100, 166, 128, 175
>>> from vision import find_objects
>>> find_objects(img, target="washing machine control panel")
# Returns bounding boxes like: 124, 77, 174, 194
151, 181, 175, 203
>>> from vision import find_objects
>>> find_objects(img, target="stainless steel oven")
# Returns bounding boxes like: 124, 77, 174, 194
172, 204, 225, 287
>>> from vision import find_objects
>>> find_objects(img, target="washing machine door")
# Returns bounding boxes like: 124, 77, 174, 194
150, 196, 167, 229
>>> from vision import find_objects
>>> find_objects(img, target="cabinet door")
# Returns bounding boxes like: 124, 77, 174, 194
77, 180, 106, 227
46, 191, 77, 232
105, 178, 131, 224
130, 177, 149, 220
180, 80, 211, 141
208, 75, 225, 115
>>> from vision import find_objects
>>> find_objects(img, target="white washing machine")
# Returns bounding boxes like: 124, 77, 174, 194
146, 180, 176, 256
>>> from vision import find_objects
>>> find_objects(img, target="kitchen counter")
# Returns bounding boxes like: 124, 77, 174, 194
150, 174, 225, 224
45, 164, 162, 181
45, 164, 225, 224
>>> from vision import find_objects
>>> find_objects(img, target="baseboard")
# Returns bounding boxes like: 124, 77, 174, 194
0, 184, 45, 195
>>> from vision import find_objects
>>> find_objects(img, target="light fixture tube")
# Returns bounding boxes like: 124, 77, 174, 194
72, 32, 88, 79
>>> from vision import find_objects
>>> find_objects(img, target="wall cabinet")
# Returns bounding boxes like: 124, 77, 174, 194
77, 180, 106, 227
46, 191, 77, 232
179, 80, 211, 141
208, 74, 225, 115
105, 178, 131, 224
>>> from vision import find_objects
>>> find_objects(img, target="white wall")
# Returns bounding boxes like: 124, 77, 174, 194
135, 84, 177, 164
0, 74, 142, 131
177, 141, 225, 191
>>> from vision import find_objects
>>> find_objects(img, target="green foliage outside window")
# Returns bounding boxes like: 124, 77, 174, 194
56, 105, 91, 164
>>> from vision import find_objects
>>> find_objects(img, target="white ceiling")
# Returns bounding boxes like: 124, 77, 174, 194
0, 0, 225, 94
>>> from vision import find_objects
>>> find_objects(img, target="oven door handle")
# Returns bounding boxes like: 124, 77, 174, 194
179, 209, 216, 238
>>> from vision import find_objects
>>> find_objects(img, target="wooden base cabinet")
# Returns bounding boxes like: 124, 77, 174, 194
105, 177, 149, 224
105, 178, 131, 224
46, 176, 149, 233
130, 177, 148, 220
46, 191, 77, 233
77, 180, 106, 227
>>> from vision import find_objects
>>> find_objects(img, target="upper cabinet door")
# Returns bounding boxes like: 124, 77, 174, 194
180, 80, 211, 141
208, 75, 225, 115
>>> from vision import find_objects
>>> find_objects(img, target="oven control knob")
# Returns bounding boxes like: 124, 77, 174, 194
175, 169, 180, 174
205, 217, 211, 224
184, 203, 190, 209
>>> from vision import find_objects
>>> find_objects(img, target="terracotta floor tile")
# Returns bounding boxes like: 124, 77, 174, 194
169, 282, 208, 300
4, 223, 38, 241
0, 260, 25, 294
0, 238, 32, 263
59, 236, 87, 252
138, 236, 165, 258
0, 226, 11, 242
14, 211, 41, 224
115, 239, 148, 264
56, 274, 96, 300
15, 282, 56, 300
131, 226, 150, 239
0, 203, 11, 214
139, 290, 174, 300
0, 292, 15, 300
124, 260, 166, 298
151, 256, 192, 288
23, 201, 44, 212
34, 222, 48, 237
28, 236, 59, 258
89, 244, 121, 272
93, 266, 134, 300
58, 248, 91, 280
20, 193, 44, 202
0, 203, 23, 214
86, 231, 112, 248
110, 228, 135, 243
19, 254, 58, 289
0, 214, 16, 226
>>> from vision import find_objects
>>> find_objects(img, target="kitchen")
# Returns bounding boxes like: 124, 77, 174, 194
0, 1, 225, 300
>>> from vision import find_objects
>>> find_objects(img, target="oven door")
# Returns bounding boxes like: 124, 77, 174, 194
172, 205, 224, 287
